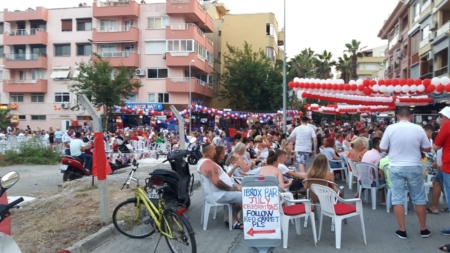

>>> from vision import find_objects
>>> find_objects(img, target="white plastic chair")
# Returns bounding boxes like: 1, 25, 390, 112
310, 184, 367, 249
327, 156, 348, 182
279, 192, 317, 248
198, 173, 233, 231
346, 159, 358, 190
355, 162, 386, 210
383, 164, 408, 215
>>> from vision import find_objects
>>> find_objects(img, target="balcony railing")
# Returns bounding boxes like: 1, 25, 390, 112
98, 0, 131, 7
197, 54, 206, 62
6, 79, 42, 84
388, 34, 399, 50
98, 25, 137, 32
100, 51, 134, 57
170, 77, 208, 86
8, 28, 45, 36
208, 38, 214, 45
437, 21, 450, 37
5, 53, 47, 61
420, 73, 433, 79
170, 23, 205, 37
419, 36, 430, 48
208, 61, 213, 67
435, 66, 448, 76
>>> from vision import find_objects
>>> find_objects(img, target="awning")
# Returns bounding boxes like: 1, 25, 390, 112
50, 66, 71, 79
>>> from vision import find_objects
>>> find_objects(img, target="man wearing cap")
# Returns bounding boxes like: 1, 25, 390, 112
289, 116, 317, 173
432, 107, 450, 241
379, 107, 431, 239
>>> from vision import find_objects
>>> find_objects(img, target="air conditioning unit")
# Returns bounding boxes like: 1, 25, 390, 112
396, 51, 403, 59
135, 69, 145, 76
61, 103, 69, 109
427, 51, 434, 61
397, 36, 402, 43
162, 53, 166, 59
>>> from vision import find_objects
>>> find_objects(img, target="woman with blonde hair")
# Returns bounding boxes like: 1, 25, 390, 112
54, 127, 63, 144
348, 137, 368, 162
234, 142, 255, 173
254, 135, 270, 161
281, 139, 294, 167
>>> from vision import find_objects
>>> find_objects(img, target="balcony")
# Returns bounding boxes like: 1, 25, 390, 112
4, 7, 48, 22
166, 24, 207, 44
165, 52, 214, 73
4, 29, 48, 45
166, 77, 213, 97
166, 0, 214, 33
92, 26, 139, 43
3, 79, 48, 93
388, 34, 399, 51
419, 36, 430, 49
420, 73, 433, 79
4, 54, 48, 69
99, 51, 139, 67
436, 21, 450, 38
435, 66, 448, 77
93, 0, 139, 19
278, 30, 284, 46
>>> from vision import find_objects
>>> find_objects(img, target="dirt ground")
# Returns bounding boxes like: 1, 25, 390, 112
10, 179, 135, 253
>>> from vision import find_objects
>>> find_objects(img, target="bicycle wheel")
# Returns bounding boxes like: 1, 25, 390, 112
112, 198, 156, 239
163, 209, 197, 253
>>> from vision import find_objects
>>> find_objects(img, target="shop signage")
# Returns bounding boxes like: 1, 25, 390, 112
125, 103, 163, 111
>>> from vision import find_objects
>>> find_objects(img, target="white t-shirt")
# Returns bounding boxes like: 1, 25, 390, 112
379, 121, 431, 167
307, 123, 317, 131
62, 132, 72, 148
290, 125, 317, 152
437, 149, 443, 167
278, 164, 289, 175
212, 136, 222, 146
70, 139, 85, 157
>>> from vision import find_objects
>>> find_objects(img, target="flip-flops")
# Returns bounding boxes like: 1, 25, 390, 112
427, 208, 439, 215
439, 244, 450, 252
441, 207, 450, 212
232, 221, 243, 229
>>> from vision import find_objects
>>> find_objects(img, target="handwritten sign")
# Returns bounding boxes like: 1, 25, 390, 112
242, 186, 281, 240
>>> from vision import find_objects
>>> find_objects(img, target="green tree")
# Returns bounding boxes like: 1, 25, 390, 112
218, 42, 283, 110
0, 108, 11, 129
336, 53, 352, 83
314, 50, 335, 79
69, 53, 141, 128
287, 48, 317, 81
344, 39, 366, 81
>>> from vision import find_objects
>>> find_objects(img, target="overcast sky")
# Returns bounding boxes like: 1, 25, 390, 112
3, 0, 398, 60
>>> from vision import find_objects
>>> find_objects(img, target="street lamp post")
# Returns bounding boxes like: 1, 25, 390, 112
189, 60, 195, 134
282, 0, 287, 133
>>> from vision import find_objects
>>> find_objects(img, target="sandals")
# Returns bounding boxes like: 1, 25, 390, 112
232, 221, 243, 229
439, 244, 450, 252
441, 207, 450, 212
427, 208, 440, 215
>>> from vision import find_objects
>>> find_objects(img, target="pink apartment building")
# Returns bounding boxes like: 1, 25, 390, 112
0, 0, 214, 131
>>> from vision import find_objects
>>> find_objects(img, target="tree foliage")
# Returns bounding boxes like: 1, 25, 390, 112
336, 54, 352, 83
69, 53, 141, 127
218, 42, 283, 110
0, 109, 11, 130
344, 39, 366, 81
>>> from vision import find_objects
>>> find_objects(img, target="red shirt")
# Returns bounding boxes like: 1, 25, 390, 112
434, 121, 450, 173
130, 136, 139, 141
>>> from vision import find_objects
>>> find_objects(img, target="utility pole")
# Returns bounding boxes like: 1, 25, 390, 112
282, 0, 287, 133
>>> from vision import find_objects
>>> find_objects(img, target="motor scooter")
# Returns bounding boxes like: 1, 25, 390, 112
147, 149, 194, 209
186, 137, 202, 166
0, 171, 25, 253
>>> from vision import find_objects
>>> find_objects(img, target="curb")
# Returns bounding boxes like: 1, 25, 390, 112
62, 223, 120, 253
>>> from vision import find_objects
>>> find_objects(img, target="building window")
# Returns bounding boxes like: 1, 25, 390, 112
266, 47, 275, 61
148, 93, 169, 103
18, 115, 26, 120
413, 2, 420, 22
194, 42, 207, 58
19, 71, 26, 81
421, 25, 430, 41
147, 68, 168, 79
31, 115, 46, 121
31, 93, 45, 103
31, 70, 45, 80
10, 93, 24, 103
55, 44, 71, 57
61, 19, 73, 32
207, 51, 214, 63
218, 30, 221, 36
158, 93, 169, 103
77, 116, 93, 120
167, 40, 194, 52
145, 41, 166, 54
76, 19, 92, 31
126, 93, 138, 103
0, 22, 3, 34
266, 24, 274, 36
77, 44, 92, 56
147, 17, 169, 29
54, 92, 70, 103
365, 63, 379, 71
0, 46, 3, 58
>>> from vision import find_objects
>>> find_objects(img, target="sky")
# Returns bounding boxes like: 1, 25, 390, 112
2, 0, 399, 60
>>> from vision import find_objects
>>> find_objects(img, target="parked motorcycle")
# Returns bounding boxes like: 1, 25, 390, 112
0, 171, 24, 253
186, 137, 202, 166
147, 149, 194, 209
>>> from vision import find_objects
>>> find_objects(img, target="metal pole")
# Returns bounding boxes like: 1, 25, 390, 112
189, 60, 194, 134
282, 0, 287, 133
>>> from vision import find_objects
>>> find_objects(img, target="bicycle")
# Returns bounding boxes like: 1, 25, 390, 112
112, 163, 197, 253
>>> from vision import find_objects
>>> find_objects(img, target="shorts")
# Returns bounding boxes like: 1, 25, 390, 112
55, 138, 62, 143
434, 170, 443, 185
389, 166, 426, 205
215, 191, 242, 204
296, 151, 310, 165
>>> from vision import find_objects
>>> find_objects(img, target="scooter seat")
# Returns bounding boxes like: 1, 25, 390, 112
151, 169, 180, 181
72, 157, 85, 164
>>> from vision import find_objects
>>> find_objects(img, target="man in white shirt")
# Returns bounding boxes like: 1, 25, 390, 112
70, 132, 92, 171
6, 126, 11, 135
62, 127, 75, 155
212, 130, 222, 146
289, 117, 317, 173
379, 107, 431, 239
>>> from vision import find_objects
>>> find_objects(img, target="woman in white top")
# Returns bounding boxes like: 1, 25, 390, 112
253, 135, 270, 162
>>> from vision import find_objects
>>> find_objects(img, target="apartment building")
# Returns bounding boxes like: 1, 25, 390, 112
205, 3, 284, 108
430, 0, 450, 77
357, 45, 387, 80
378, 1, 410, 79
0, 0, 214, 130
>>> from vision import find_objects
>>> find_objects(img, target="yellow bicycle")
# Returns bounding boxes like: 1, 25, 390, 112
112, 164, 197, 253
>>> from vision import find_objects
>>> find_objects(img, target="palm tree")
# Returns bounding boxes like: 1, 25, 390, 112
344, 39, 366, 81
336, 54, 352, 83
314, 50, 335, 79
287, 48, 317, 80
